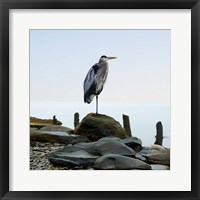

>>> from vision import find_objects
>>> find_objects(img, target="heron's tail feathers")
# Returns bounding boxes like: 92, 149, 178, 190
84, 94, 95, 104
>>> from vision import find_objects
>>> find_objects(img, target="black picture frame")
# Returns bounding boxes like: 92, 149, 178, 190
0, 0, 199, 199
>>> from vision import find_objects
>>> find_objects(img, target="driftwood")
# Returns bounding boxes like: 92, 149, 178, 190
154, 121, 163, 146
74, 112, 80, 128
122, 114, 132, 137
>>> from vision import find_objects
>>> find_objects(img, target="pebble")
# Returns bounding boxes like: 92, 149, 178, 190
30, 142, 68, 170
30, 142, 94, 170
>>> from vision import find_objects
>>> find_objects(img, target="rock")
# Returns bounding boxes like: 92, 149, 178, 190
97, 136, 142, 153
48, 150, 99, 167
94, 154, 151, 170
139, 148, 159, 155
30, 116, 62, 129
30, 142, 65, 170
59, 145, 83, 153
74, 142, 98, 155
139, 145, 170, 166
74, 139, 135, 156
30, 130, 90, 144
151, 164, 170, 170
135, 153, 146, 162
122, 137, 142, 151
40, 125, 73, 133
74, 113, 128, 141
149, 144, 168, 152
98, 136, 142, 151
139, 145, 168, 155
143, 152, 170, 166
98, 136, 122, 142
95, 140, 135, 156
30, 116, 62, 125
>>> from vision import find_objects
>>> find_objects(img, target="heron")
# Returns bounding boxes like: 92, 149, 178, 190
83, 55, 117, 114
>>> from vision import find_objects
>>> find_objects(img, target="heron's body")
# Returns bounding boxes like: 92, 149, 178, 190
83, 55, 116, 114
84, 62, 108, 103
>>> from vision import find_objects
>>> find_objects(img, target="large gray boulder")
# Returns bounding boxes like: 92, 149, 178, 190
143, 152, 170, 166
48, 150, 99, 167
94, 154, 151, 170
98, 136, 142, 151
30, 129, 90, 144
74, 113, 128, 141
47, 138, 136, 168
139, 145, 170, 166
95, 140, 135, 156
73, 139, 135, 156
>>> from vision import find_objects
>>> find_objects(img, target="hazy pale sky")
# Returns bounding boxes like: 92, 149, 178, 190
30, 29, 170, 104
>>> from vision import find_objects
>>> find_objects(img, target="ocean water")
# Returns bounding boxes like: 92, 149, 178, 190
30, 101, 170, 147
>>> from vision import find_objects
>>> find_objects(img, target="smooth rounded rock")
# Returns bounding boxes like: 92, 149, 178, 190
95, 140, 136, 156
143, 152, 170, 166
74, 142, 98, 155
94, 154, 151, 170
98, 136, 122, 142
74, 113, 128, 141
48, 150, 99, 167
139, 146, 170, 166
30, 130, 90, 144
139, 145, 169, 155
74, 140, 135, 156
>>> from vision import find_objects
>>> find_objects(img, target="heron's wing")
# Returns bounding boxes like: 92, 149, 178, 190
83, 64, 99, 102
95, 64, 108, 94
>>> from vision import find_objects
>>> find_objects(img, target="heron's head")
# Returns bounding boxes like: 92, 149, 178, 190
99, 55, 117, 63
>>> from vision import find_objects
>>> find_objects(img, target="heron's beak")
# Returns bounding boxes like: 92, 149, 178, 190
107, 57, 117, 60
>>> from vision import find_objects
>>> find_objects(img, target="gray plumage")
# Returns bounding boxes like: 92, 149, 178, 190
83, 55, 117, 114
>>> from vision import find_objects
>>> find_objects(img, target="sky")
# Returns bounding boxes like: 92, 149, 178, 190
30, 29, 170, 104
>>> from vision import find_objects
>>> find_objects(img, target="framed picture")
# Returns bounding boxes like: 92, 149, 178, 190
0, 0, 199, 199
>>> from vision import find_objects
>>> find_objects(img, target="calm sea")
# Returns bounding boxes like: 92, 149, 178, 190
30, 102, 170, 147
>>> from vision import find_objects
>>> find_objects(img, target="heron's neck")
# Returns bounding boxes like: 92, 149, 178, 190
98, 61, 107, 66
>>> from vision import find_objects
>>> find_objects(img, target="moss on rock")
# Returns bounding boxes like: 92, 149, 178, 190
74, 113, 128, 141
30, 116, 62, 129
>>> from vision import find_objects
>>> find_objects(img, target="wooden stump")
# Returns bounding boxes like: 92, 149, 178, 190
154, 121, 163, 146
74, 112, 79, 128
122, 114, 132, 137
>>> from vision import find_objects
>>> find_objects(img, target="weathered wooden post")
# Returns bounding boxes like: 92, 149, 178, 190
154, 121, 163, 146
74, 112, 79, 128
122, 114, 132, 137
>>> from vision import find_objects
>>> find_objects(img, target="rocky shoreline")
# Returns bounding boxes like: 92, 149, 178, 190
30, 114, 170, 170
30, 142, 92, 170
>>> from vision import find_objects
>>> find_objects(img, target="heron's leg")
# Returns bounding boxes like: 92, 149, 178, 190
96, 95, 98, 115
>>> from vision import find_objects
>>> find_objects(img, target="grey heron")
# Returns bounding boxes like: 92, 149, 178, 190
83, 55, 117, 114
